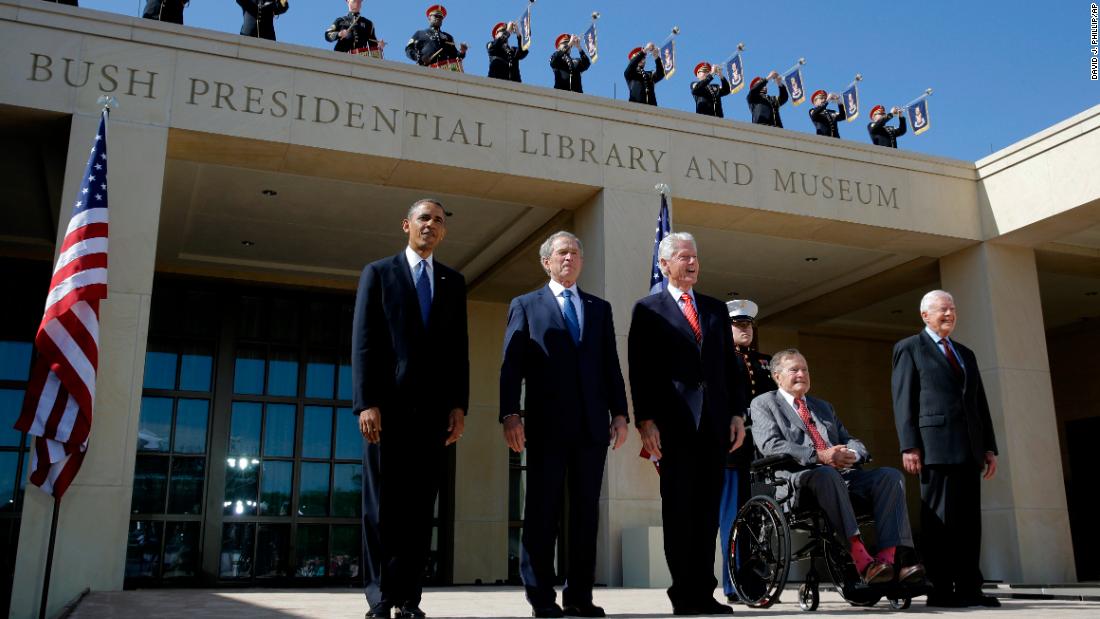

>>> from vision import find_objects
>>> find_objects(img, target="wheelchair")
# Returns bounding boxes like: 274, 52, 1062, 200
727, 454, 930, 611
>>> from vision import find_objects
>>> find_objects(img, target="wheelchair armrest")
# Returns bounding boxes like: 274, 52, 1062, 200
750, 454, 803, 472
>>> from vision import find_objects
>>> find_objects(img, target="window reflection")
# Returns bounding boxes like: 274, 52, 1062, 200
255, 524, 289, 578
305, 353, 336, 399
228, 402, 262, 457
259, 461, 292, 516
126, 520, 163, 578
267, 350, 298, 397
302, 407, 333, 459
295, 525, 327, 577
162, 522, 199, 577
337, 362, 352, 401
0, 389, 25, 448
179, 343, 213, 392
233, 348, 265, 395
220, 523, 255, 578
167, 457, 205, 515
137, 397, 173, 453
299, 462, 330, 517
332, 463, 362, 518
223, 456, 259, 516
331, 525, 360, 578
0, 341, 32, 381
0, 452, 17, 513
143, 348, 177, 390
174, 399, 209, 454
131, 455, 169, 514
262, 404, 295, 458
334, 408, 360, 460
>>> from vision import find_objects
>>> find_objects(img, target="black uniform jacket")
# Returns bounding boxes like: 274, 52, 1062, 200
624, 53, 665, 105
692, 75, 731, 117
143, 0, 187, 24
325, 13, 379, 53
868, 113, 907, 147
487, 34, 528, 82
238, 0, 288, 41
727, 347, 777, 468
809, 103, 847, 138
746, 79, 788, 127
406, 27, 465, 65
550, 49, 591, 93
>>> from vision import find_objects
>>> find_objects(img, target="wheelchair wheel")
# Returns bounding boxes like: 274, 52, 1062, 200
729, 495, 791, 608
888, 597, 912, 610
798, 583, 820, 611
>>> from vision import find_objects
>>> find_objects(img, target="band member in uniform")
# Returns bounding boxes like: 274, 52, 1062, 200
325, 0, 385, 57
868, 105, 907, 148
746, 71, 788, 127
808, 89, 847, 138
238, 0, 289, 41
550, 33, 591, 93
43, 1, 78, 6
142, 0, 187, 24
487, 21, 528, 82
718, 299, 776, 603
406, 5, 468, 72
625, 43, 665, 106
691, 62, 731, 118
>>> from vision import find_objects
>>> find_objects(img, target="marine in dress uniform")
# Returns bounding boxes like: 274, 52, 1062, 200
487, 21, 528, 83
406, 5, 467, 71
325, 0, 383, 56
549, 34, 591, 93
625, 44, 665, 106
746, 72, 788, 127
238, 0, 288, 42
691, 62, 731, 118
717, 299, 777, 603
868, 104, 907, 148
142, 0, 187, 24
808, 89, 847, 138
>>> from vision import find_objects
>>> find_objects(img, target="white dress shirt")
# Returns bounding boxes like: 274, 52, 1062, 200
666, 284, 697, 313
924, 326, 965, 371
776, 388, 860, 462
405, 245, 434, 296
548, 279, 583, 335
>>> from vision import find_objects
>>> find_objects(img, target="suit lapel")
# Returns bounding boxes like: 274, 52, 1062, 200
389, 253, 421, 331
655, 289, 701, 348
920, 331, 964, 387
429, 261, 449, 321
537, 285, 568, 332
778, 392, 808, 443
578, 289, 598, 346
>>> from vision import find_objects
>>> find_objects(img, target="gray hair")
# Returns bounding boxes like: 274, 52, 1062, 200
407, 198, 445, 221
538, 231, 584, 272
920, 289, 954, 313
769, 348, 806, 375
657, 232, 697, 276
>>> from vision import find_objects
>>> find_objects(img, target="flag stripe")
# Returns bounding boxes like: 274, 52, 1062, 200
43, 267, 108, 316
64, 206, 108, 237
55, 235, 109, 272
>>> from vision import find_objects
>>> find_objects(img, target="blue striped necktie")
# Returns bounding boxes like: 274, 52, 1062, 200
416, 260, 432, 325
561, 289, 581, 344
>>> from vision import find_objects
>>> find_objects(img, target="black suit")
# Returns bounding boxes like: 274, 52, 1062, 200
869, 113, 907, 148
237, 0, 287, 41
628, 289, 744, 609
352, 251, 469, 609
487, 34, 528, 82
500, 284, 628, 608
747, 79, 788, 127
691, 75, 731, 118
550, 49, 590, 93
892, 330, 997, 598
142, 0, 186, 24
625, 53, 664, 105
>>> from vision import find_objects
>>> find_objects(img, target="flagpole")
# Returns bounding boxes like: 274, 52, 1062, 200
655, 183, 671, 227
38, 494, 62, 619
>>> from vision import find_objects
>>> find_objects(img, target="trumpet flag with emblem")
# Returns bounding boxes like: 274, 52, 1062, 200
783, 59, 807, 105
659, 39, 677, 78
841, 77, 861, 121
724, 49, 746, 94
583, 21, 598, 61
906, 95, 932, 135
518, 1, 533, 51
14, 107, 111, 499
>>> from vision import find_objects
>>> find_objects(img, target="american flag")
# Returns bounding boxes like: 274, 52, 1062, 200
641, 190, 672, 470
14, 109, 110, 499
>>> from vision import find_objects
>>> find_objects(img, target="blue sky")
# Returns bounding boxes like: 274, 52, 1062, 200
79, 1, 1096, 161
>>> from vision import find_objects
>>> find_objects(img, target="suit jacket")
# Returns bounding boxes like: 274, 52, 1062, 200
750, 391, 870, 498
499, 285, 628, 447
351, 252, 469, 434
550, 49, 590, 93
627, 290, 744, 449
891, 331, 998, 466
692, 75, 731, 117
624, 54, 665, 105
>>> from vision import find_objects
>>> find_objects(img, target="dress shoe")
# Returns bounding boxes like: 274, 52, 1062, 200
365, 603, 392, 619
563, 603, 605, 617
395, 605, 426, 618
725, 593, 740, 604
960, 593, 1001, 607
532, 604, 565, 618
860, 560, 894, 585
698, 599, 734, 615
925, 592, 963, 608
896, 563, 926, 583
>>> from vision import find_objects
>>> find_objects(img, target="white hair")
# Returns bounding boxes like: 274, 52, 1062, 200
920, 289, 954, 313
769, 348, 806, 375
657, 232, 697, 276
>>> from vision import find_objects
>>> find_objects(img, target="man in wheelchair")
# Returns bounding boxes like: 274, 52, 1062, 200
750, 349, 925, 587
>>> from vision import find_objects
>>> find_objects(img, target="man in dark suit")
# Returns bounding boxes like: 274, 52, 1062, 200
627, 232, 746, 616
752, 350, 925, 586
500, 231, 629, 618
550, 34, 591, 93
746, 71, 788, 127
624, 43, 665, 106
892, 290, 999, 608
352, 199, 469, 619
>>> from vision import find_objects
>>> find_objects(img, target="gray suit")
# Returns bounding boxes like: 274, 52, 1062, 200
750, 391, 912, 548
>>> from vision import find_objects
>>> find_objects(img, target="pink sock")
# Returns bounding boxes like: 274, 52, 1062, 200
876, 546, 896, 565
849, 536, 873, 573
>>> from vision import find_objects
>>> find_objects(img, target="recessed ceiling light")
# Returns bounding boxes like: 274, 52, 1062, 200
1086, 291, 1098, 297
728, 291, 740, 297
241, 240, 255, 247
804, 257, 819, 263
261, 189, 277, 197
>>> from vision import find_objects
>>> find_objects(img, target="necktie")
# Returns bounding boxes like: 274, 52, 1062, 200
561, 289, 581, 344
795, 398, 829, 451
416, 260, 432, 326
680, 293, 702, 344
939, 338, 964, 378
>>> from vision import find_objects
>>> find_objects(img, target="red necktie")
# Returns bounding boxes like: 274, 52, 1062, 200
939, 338, 964, 378
795, 398, 829, 451
680, 293, 702, 343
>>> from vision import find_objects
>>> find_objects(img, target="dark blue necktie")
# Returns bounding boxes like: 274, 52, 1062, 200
416, 260, 432, 326
561, 289, 580, 344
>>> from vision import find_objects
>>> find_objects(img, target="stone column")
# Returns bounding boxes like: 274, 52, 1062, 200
939, 242, 1076, 583
573, 187, 666, 587
11, 113, 168, 618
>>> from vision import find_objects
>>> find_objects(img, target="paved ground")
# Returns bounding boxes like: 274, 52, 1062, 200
69, 586, 1100, 618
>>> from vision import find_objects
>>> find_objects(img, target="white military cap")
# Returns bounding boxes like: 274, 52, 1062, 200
726, 299, 759, 322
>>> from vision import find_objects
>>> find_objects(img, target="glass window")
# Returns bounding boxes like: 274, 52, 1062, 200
224, 456, 259, 517
262, 404, 295, 458
255, 524, 289, 578
15, 451, 29, 510
305, 353, 335, 399
267, 350, 298, 397
295, 525, 327, 577
0, 341, 32, 381
162, 521, 200, 578
259, 460, 292, 517
0, 451, 17, 513
174, 399, 208, 454
233, 348, 265, 395
334, 408, 360, 460
131, 455, 169, 514
228, 402, 262, 457
337, 361, 352, 401
302, 406, 332, 459
298, 462, 330, 517
330, 525, 360, 578
167, 457, 205, 515
137, 397, 173, 453
219, 523, 255, 578
126, 520, 163, 578
0, 389, 25, 447
179, 343, 213, 392
143, 349, 177, 390
332, 463, 361, 518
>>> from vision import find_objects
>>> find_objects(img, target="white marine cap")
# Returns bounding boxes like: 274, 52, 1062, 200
726, 299, 759, 322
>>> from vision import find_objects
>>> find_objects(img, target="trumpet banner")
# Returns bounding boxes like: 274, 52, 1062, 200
518, 4, 532, 51
724, 52, 745, 94
583, 22, 598, 61
907, 97, 931, 134
660, 39, 676, 78
841, 82, 860, 121
783, 66, 806, 105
